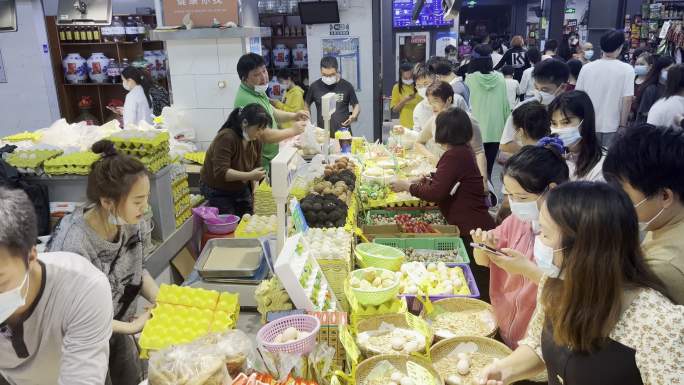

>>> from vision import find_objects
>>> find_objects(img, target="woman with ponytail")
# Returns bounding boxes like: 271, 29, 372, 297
200, 103, 270, 216
113, 66, 153, 127
48, 139, 156, 384
471, 139, 569, 350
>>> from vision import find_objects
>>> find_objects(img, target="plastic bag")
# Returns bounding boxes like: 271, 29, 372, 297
148, 343, 230, 385
162, 106, 198, 142
211, 330, 266, 377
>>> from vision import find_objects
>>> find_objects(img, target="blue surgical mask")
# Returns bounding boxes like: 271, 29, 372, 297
584, 50, 594, 60
551, 120, 583, 147
661, 70, 668, 84
634, 65, 649, 76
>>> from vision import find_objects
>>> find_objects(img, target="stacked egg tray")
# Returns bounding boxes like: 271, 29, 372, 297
107, 131, 172, 174
138, 285, 239, 357
44, 151, 101, 176
2, 131, 42, 142
183, 151, 206, 165
172, 174, 191, 228
6, 149, 63, 172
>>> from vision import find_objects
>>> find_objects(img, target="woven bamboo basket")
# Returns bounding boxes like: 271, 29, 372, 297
430, 336, 512, 382
355, 313, 434, 358
420, 297, 497, 340
355, 354, 444, 385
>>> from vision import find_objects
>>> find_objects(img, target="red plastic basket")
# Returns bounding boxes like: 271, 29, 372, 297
256, 314, 321, 355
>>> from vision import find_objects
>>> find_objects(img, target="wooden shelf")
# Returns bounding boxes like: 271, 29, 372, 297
263, 35, 306, 40
46, 14, 169, 124
60, 40, 164, 46
63, 83, 123, 87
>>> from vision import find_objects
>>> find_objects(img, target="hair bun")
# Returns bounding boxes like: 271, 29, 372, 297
92, 139, 118, 158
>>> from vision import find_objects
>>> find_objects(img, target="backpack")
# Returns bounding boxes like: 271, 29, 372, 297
0, 158, 51, 236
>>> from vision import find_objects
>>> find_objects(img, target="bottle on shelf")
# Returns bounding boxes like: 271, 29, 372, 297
111, 16, 126, 42
80, 26, 88, 41
93, 26, 101, 42
86, 26, 94, 42
101, 22, 113, 42
73, 26, 81, 41
121, 57, 130, 70
125, 16, 138, 42
66, 26, 74, 41
107, 58, 121, 83
135, 16, 147, 41
59, 26, 66, 41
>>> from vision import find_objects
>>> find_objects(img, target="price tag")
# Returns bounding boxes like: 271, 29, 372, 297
407, 361, 437, 385
290, 198, 309, 234
338, 324, 360, 366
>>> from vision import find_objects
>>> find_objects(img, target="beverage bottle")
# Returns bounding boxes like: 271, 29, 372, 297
73, 26, 81, 41
79, 26, 88, 41
107, 59, 121, 83
86, 26, 94, 42
121, 58, 130, 70
93, 26, 101, 42
124, 17, 138, 42
59, 26, 66, 41
135, 16, 146, 41
111, 16, 125, 42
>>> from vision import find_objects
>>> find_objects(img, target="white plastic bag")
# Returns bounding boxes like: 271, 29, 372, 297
161, 106, 197, 142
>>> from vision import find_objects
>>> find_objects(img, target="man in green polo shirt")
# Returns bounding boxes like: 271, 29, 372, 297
234, 53, 309, 173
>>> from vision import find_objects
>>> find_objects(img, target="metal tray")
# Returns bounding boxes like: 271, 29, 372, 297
197, 238, 264, 278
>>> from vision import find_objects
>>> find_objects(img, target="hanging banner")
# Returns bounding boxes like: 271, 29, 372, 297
162, 0, 238, 27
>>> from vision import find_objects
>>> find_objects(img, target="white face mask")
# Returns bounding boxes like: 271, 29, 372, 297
402, 78, 414, 85
537, 90, 556, 105
321, 75, 338, 86
533, 236, 562, 278
660, 70, 668, 84
634, 197, 666, 234
254, 83, 269, 94
279, 81, 289, 90
584, 50, 594, 60
551, 120, 583, 147
0, 272, 29, 324
509, 195, 541, 222
122, 80, 133, 91
417, 87, 428, 99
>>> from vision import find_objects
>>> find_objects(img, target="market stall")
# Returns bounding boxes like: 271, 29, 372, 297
1, 115, 504, 385
121, 124, 511, 385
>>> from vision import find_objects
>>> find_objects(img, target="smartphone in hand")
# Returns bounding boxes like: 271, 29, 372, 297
470, 242, 508, 257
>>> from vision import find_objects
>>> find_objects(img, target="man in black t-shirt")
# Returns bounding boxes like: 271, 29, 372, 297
305, 56, 360, 135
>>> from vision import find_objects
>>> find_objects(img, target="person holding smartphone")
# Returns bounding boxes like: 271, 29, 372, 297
470, 140, 569, 350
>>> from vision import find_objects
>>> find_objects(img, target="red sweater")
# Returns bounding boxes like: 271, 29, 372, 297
409, 145, 495, 235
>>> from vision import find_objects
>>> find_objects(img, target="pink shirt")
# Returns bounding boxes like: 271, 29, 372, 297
490, 215, 539, 349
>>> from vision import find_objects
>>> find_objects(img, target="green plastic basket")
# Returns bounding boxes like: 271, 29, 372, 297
373, 237, 470, 264
349, 268, 401, 306
355, 243, 406, 271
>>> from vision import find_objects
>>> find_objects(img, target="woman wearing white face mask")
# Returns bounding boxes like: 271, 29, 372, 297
48, 139, 156, 385
479, 182, 683, 385
470, 142, 569, 349
391, 62, 421, 128
110, 66, 153, 128
548, 90, 606, 182
200, 104, 269, 216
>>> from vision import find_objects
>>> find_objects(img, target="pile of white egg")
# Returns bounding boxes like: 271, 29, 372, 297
302, 227, 352, 259
242, 214, 277, 234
